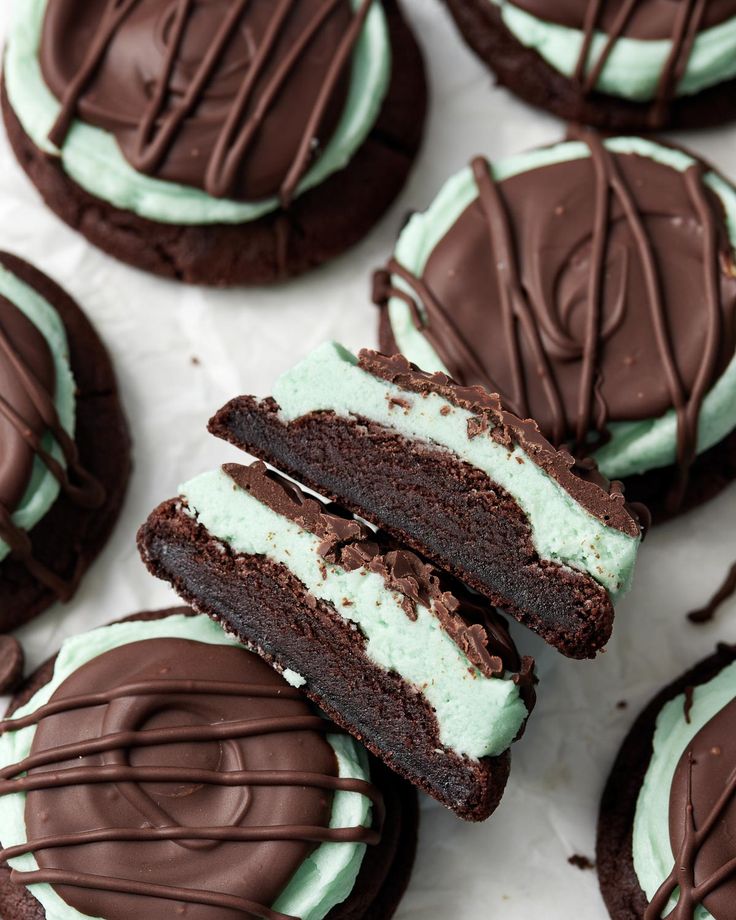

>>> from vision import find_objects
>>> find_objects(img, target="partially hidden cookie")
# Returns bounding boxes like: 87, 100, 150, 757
209, 342, 645, 659
2, 0, 427, 286
597, 642, 736, 920
0, 607, 418, 920
138, 462, 536, 821
442, 0, 736, 131
375, 132, 736, 522
0, 251, 130, 632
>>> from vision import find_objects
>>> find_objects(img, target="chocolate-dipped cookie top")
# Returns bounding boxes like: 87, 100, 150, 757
0, 630, 381, 920
646, 691, 736, 919
376, 134, 736, 503
40, 0, 375, 203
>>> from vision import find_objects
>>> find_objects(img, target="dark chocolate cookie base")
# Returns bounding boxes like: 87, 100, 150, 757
209, 397, 615, 659
1, 1, 427, 286
379, 306, 736, 525
0, 607, 419, 920
138, 503, 513, 821
441, 0, 736, 131
596, 643, 736, 920
0, 252, 130, 632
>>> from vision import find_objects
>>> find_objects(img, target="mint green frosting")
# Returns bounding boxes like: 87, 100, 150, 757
388, 136, 736, 482
0, 262, 76, 564
181, 468, 528, 760
632, 661, 736, 919
0, 614, 371, 920
491, 0, 736, 101
274, 341, 639, 597
5, 0, 390, 225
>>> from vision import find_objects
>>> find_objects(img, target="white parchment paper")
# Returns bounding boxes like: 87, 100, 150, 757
2, 2, 736, 917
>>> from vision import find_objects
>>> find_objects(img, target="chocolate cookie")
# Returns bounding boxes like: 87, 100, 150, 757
376, 132, 736, 522
2, 0, 427, 286
597, 643, 736, 920
0, 252, 130, 632
209, 343, 645, 659
442, 0, 736, 131
138, 462, 536, 821
0, 607, 418, 920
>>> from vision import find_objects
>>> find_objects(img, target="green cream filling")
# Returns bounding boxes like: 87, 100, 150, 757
0, 262, 76, 564
0, 614, 371, 920
632, 661, 736, 920
274, 341, 639, 597
181, 468, 528, 760
388, 136, 736, 482
490, 0, 736, 101
5, 0, 390, 225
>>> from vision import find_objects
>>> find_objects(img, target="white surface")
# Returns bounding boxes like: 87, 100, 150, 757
2, 2, 736, 918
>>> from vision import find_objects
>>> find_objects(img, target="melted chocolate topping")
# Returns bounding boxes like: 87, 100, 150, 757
358, 349, 644, 538
645, 694, 736, 920
688, 561, 736, 625
0, 262, 105, 597
0, 637, 382, 920
40, 0, 374, 204
222, 461, 534, 690
514, 0, 736, 122
375, 136, 736, 509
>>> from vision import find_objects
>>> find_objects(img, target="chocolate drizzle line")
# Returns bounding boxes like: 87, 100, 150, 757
688, 561, 736, 625
375, 134, 729, 511
0, 294, 105, 598
46, 0, 373, 206
573, 0, 707, 126
0, 644, 382, 920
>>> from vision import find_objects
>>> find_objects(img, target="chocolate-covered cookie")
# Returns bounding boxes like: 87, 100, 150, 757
597, 643, 736, 920
2, 0, 427, 285
443, 0, 736, 131
376, 132, 736, 521
0, 608, 418, 920
0, 252, 130, 631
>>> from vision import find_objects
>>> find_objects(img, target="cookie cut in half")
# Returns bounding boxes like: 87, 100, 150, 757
209, 342, 644, 659
139, 464, 536, 821
598, 642, 736, 920
0, 608, 418, 920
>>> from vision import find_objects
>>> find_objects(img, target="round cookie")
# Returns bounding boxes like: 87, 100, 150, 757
2, 0, 427, 286
597, 643, 736, 920
0, 608, 418, 920
442, 0, 736, 131
376, 133, 736, 522
0, 251, 130, 632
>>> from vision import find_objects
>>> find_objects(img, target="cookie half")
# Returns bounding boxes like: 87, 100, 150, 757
442, 0, 736, 131
597, 643, 736, 920
376, 132, 736, 522
209, 342, 644, 659
0, 251, 130, 632
2, 0, 426, 285
138, 462, 536, 821
0, 607, 418, 920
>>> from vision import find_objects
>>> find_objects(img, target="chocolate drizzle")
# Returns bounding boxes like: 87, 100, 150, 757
645, 695, 736, 919
688, 562, 736, 625
41, 0, 374, 204
222, 460, 534, 685
0, 290, 104, 598
375, 136, 736, 509
0, 636, 382, 920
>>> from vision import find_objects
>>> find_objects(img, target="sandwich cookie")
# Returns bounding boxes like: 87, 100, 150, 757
0, 608, 418, 920
0, 252, 129, 632
376, 133, 736, 521
2, 0, 427, 285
